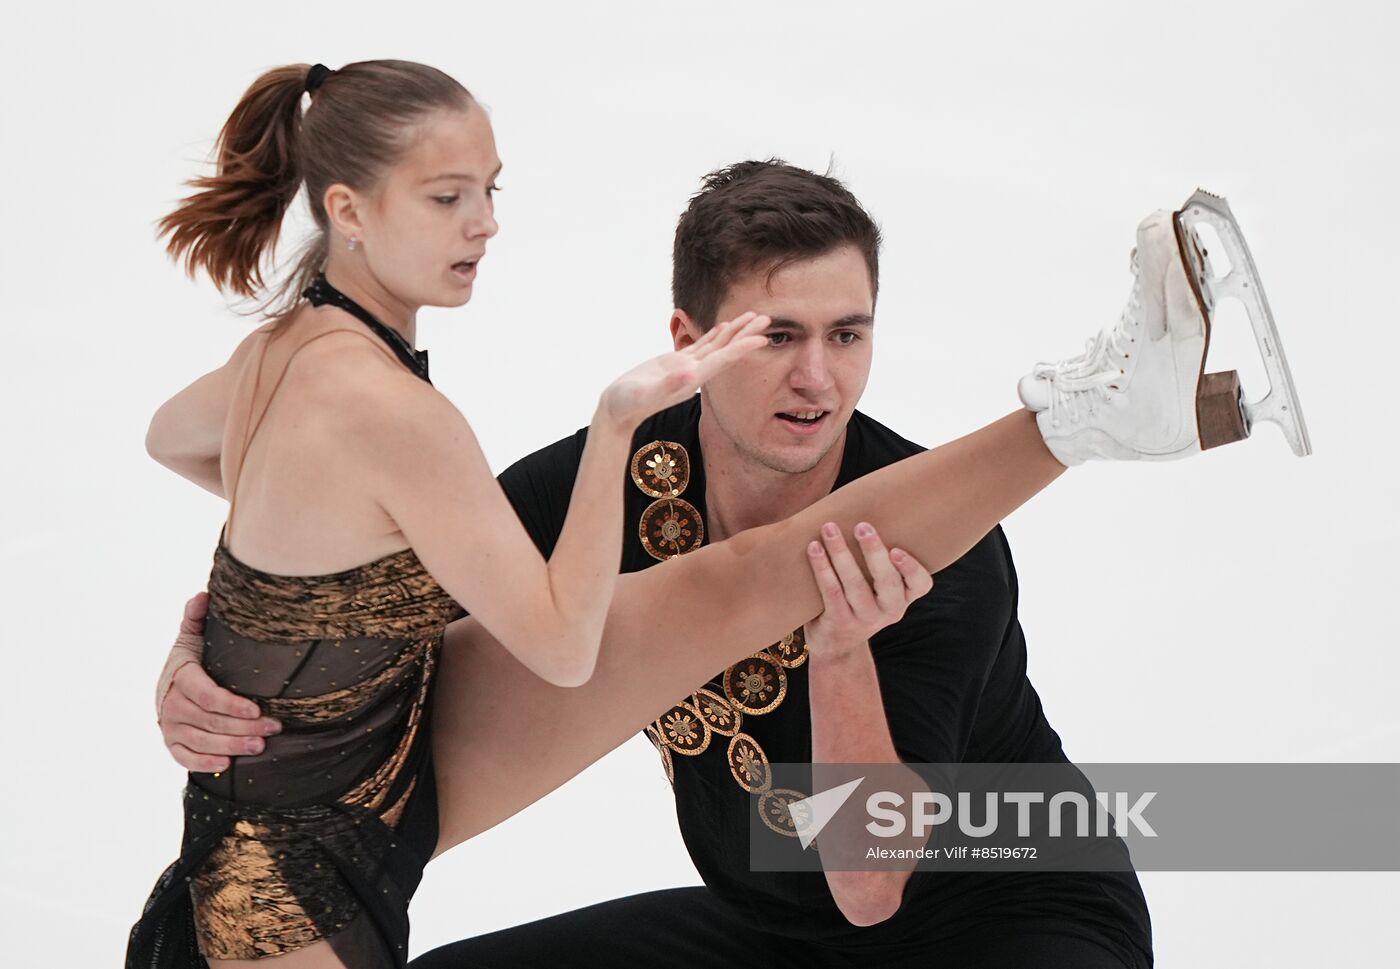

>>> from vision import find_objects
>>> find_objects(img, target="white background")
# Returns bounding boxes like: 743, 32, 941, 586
2, 1, 1397, 965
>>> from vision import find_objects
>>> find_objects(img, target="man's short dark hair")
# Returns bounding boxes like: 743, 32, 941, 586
671, 159, 882, 330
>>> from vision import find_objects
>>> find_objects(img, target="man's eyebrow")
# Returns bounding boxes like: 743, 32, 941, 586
766, 314, 874, 331
420, 163, 504, 184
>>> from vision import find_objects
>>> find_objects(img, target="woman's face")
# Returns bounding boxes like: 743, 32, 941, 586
354, 105, 501, 309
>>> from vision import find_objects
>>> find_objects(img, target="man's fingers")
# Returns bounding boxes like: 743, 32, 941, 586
853, 523, 904, 607
164, 717, 268, 758
806, 540, 853, 619
166, 690, 279, 739
168, 742, 232, 774
890, 548, 935, 599
819, 523, 878, 615
174, 662, 264, 720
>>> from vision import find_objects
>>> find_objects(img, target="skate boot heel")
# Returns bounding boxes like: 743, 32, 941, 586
1197, 370, 1249, 450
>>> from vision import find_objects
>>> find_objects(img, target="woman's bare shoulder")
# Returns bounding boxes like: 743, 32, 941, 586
280, 328, 465, 439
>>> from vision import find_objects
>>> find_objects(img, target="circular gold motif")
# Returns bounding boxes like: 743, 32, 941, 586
639, 497, 704, 560
727, 733, 772, 792
767, 626, 809, 669
658, 700, 711, 756
692, 687, 742, 737
722, 654, 788, 715
758, 788, 811, 838
630, 440, 691, 498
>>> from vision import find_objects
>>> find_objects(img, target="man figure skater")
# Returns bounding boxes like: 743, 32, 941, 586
157, 160, 1153, 967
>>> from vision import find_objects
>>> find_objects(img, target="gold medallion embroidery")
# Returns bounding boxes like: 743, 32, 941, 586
758, 788, 812, 838
723, 654, 787, 715
767, 626, 809, 669
639, 497, 704, 561
630, 440, 691, 498
628, 438, 799, 826
692, 687, 742, 737
727, 733, 772, 792
658, 700, 711, 756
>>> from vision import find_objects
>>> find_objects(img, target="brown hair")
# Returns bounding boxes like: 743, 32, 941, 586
158, 60, 474, 317
671, 159, 882, 330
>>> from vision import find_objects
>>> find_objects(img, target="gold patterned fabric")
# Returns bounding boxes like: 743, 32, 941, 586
126, 539, 463, 969
631, 441, 810, 828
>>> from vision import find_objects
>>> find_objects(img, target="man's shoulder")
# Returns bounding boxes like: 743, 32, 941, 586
844, 409, 927, 472
497, 425, 589, 492
632, 395, 704, 450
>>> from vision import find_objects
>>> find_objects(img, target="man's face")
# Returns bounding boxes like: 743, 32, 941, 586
683, 244, 875, 475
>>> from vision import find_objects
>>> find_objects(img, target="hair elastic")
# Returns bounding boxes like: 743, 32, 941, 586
305, 63, 334, 94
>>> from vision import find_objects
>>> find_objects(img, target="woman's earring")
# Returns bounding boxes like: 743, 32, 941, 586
348, 236, 361, 251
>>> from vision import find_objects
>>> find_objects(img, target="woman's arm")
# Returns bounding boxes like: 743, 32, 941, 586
373, 313, 769, 688
145, 326, 273, 496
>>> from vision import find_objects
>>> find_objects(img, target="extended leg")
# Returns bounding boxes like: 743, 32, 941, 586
432, 410, 1062, 853
432, 193, 1307, 853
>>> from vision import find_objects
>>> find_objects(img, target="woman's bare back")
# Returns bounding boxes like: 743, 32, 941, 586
219, 306, 428, 575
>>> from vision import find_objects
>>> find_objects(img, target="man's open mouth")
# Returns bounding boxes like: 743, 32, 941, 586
776, 410, 829, 428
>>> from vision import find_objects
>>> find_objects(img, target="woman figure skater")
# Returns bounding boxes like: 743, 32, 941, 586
128, 59, 1302, 969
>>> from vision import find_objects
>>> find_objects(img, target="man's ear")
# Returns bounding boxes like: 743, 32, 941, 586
670, 308, 704, 352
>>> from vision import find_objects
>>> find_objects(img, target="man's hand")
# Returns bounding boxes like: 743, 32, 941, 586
805, 522, 933, 926
156, 592, 281, 772
806, 521, 934, 657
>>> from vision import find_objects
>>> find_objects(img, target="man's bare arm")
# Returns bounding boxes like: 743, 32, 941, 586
803, 524, 931, 926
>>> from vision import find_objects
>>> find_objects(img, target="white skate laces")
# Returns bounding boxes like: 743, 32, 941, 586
1019, 191, 1312, 466
1027, 249, 1143, 430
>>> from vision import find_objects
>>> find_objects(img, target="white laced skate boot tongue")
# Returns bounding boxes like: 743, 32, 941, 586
1020, 191, 1310, 465
1017, 244, 1147, 416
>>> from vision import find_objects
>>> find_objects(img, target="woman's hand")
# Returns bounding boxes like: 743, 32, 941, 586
597, 311, 770, 430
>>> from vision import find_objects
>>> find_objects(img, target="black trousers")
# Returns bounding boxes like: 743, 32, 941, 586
409, 886, 1146, 969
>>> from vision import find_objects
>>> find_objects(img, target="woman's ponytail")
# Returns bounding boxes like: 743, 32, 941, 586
158, 64, 310, 302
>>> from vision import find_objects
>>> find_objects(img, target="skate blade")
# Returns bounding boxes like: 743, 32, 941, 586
1172, 189, 1312, 457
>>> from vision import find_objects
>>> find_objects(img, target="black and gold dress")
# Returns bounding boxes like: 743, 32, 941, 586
127, 277, 462, 968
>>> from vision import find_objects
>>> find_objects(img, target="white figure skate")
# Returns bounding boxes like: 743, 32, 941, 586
1019, 190, 1311, 466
